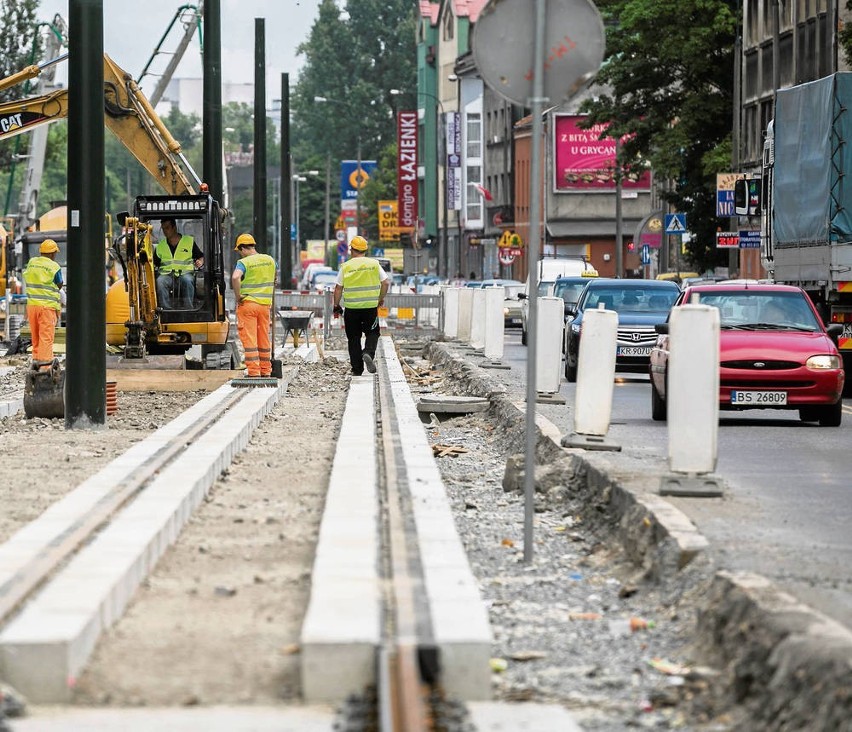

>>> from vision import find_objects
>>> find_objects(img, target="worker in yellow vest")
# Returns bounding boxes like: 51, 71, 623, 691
231, 233, 277, 377
154, 217, 204, 309
23, 238, 63, 367
332, 235, 389, 375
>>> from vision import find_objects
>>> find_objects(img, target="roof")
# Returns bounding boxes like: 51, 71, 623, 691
451, 0, 489, 22
585, 278, 680, 290
419, 1, 439, 24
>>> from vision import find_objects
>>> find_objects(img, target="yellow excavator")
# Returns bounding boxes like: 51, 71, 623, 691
0, 54, 233, 370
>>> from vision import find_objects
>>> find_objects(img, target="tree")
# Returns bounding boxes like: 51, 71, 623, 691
288, 0, 416, 242
841, 2, 852, 67
579, 0, 739, 272
358, 141, 398, 243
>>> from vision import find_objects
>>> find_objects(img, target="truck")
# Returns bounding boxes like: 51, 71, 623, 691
756, 73, 852, 393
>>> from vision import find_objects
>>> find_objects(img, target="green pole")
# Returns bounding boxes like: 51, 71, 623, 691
280, 73, 292, 286
253, 18, 267, 250
65, 0, 105, 429
203, 0, 223, 204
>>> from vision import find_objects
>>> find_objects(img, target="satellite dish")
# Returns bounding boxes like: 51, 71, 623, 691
472, 0, 606, 107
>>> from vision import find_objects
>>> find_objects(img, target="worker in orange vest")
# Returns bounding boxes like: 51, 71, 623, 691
23, 239, 63, 368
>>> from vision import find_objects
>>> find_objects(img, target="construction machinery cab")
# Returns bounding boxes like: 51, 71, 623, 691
106, 192, 230, 363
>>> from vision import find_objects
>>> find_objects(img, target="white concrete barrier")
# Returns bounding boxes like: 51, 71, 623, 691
574, 306, 618, 436
443, 286, 460, 338
668, 304, 719, 473
457, 288, 474, 343
470, 289, 486, 350
422, 284, 440, 326
484, 287, 505, 361
535, 296, 564, 394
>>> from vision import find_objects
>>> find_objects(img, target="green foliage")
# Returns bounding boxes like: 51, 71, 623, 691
288, 0, 416, 240
842, 2, 852, 68
580, 0, 739, 272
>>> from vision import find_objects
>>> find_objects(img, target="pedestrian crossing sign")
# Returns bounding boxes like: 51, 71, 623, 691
664, 213, 687, 234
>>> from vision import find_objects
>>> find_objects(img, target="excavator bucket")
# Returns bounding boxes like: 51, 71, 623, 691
23, 359, 65, 419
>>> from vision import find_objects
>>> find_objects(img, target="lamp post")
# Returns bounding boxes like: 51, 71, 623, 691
391, 88, 447, 278
291, 170, 319, 269
313, 96, 342, 259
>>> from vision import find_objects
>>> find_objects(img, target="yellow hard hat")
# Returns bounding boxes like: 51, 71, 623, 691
40, 239, 59, 255
234, 232, 256, 251
349, 235, 368, 252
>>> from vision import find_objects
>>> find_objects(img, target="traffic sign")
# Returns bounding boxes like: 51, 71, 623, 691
664, 213, 687, 234
498, 249, 517, 265
335, 229, 346, 242
640, 244, 651, 265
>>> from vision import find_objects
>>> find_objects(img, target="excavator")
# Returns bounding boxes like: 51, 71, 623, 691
0, 55, 234, 417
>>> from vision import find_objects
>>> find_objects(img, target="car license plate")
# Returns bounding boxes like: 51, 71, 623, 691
617, 346, 651, 357
731, 390, 788, 405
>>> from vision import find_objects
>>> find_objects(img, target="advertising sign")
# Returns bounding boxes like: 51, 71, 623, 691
340, 159, 377, 201
379, 200, 400, 242
446, 111, 462, 211
553, 115, 651, 191
716, 231, 739, 249
716, 173, 738, 217
396, 111, 418, 229
739, 230, 761, 248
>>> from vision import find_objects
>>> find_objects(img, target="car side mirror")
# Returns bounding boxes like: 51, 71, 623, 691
517, 292, 527, 300
654, 322, 669, 334
826, 323, 843, 343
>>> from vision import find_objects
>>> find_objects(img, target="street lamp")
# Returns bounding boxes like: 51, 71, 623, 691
390, 88, 448, 278
291, 170, 319, 273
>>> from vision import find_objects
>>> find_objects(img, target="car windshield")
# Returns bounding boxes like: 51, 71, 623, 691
554, 281, 587, 305
692, 290, 820, 331
582, 287, 677, 313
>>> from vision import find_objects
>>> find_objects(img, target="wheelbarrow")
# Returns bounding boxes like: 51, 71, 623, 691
278, 310, 313, 348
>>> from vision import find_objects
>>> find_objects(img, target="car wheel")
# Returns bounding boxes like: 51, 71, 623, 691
817, 398, 843, 427
798, 406, 820, 422
651, 379, 667, 422
564, 355, 577, 382
521, 327, 527, 346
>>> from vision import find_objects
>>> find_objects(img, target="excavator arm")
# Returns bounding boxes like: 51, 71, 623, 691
0, 55, 198, 196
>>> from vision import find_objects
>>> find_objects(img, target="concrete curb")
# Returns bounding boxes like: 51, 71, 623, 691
696, 571, 852, 729
0, 379, 289, 703
0, 396, 22, 418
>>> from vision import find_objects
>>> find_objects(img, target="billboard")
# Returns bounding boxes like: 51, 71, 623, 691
397, 111, 418, 229
716, 173, 738, 217
446, 111, 462, 211
553, 115, 651, 191
340, 160, 377, 200
379, 200, 400, 242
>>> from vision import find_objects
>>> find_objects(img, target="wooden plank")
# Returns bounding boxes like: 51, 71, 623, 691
106, 369, 245, 392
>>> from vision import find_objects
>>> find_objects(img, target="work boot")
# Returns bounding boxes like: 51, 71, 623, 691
363, 354, 376, 374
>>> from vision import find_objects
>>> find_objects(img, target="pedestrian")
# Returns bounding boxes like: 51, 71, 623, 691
23, 238, 63, 369
231, 233, 277, 378
332, 235, 389, 375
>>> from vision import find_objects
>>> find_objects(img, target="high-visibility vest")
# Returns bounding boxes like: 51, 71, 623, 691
156, 235, 195, 275
23, 256, 61, 312
340, 257, 381, 309
238, 253, 276, 305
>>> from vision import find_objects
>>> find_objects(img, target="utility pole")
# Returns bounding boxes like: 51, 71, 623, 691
323, 154, 331, 266
615, 136, 623, 278
280, 73, 292, 285
253, 17, 267, 250
202, 0, 223, 205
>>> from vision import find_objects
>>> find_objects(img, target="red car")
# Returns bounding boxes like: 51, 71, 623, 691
649, 284, 845, 426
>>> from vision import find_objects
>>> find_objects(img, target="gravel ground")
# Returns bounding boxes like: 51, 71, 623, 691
0, 344, 735, 729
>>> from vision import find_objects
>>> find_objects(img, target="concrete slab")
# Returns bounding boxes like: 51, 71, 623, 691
12, 705, 336, 732
467, 702, 583, 731
417, 394, 490, 414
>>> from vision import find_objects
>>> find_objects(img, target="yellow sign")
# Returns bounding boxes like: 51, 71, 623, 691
498, 230, 513, 248
379, 200, 399, 242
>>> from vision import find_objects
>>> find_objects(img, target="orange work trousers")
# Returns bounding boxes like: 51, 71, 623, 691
27, 304, 58, 363
236, 300, 271, 377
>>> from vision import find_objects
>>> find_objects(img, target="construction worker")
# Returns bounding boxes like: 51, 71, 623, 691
332, 235, 389, 375
154, 217, 204, 308
23, 239, 63, 367
231, 233, 276, 378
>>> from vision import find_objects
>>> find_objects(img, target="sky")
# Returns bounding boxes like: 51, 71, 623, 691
34, 0, 323, 102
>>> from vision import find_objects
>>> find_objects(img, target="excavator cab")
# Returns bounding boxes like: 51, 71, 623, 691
106, 192, 232, 366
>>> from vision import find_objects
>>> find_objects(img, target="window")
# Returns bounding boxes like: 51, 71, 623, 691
466, 113, 481, 158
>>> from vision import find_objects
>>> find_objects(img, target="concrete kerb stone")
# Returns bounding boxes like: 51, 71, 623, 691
0, 376, 291, 703
694, 571, 852, 729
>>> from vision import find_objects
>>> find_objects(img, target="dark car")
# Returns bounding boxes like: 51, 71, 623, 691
554, 276, 597, 321
649, 284, 845, 425
563, 279, 679, 382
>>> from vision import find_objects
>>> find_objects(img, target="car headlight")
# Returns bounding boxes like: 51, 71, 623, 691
570, 322, 581, 334
504, 307, 509, 316
806, 355, 842, 370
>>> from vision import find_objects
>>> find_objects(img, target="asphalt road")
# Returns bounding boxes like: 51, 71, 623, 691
493, 328, 852, 631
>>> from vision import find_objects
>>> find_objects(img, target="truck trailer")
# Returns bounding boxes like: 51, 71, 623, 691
760, 72, 852, 391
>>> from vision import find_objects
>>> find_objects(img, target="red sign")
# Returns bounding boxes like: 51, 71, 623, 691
553, 115, 651, 191
716, 231, 740, 249
397, 111, 418, 229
